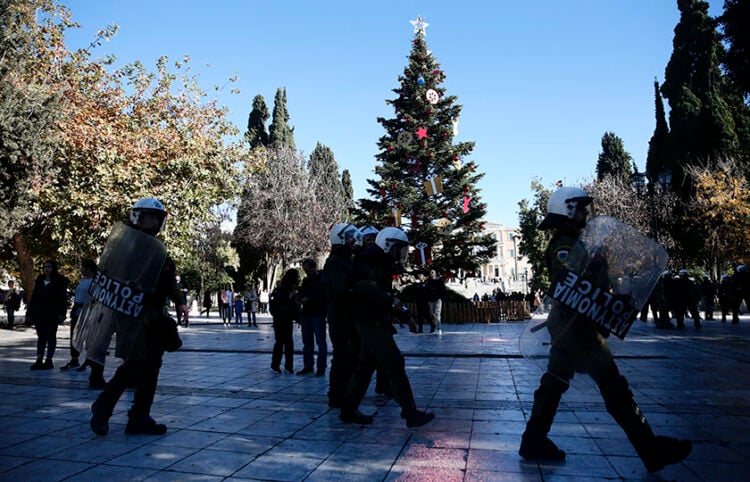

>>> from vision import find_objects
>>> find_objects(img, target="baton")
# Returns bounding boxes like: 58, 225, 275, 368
529, 320, 548, 333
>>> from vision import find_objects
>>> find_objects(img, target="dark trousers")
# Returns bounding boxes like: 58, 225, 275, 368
342, 321, 417, 416
271, 319, 294, 371
35, 320, 58, 359
301, 314, 327, 372
416, 303, 432, 332
328, 316, 359, 407
93, 346, 164, 418
69, 305, 82, 359
5, 308, 15, 328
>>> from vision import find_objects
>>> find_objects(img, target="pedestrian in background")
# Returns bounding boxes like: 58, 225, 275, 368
269, 269, 300, 374
3, 280, 21, 330
426, 269, 445, 335
297, 258, 328, 376
247, 286, 259, 327
201, 289, 212, 316
61, 259, 97, 370
234, 294, 244, 325
27, 260, 70, 370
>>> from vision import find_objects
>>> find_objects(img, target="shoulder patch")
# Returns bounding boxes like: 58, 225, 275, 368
554, 246, 571, 263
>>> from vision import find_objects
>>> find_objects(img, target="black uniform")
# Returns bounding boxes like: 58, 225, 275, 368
340, 242, 433, 428
323, 244, 359, 408
91, 254, 185, 436
519, 222, 692, 473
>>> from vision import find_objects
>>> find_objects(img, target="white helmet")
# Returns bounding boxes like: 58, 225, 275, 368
130, 197, 167, 234
329, 223, 361, 246
539, 186, 593, 230
360, 226, 379, 237
375, 227, 409, 263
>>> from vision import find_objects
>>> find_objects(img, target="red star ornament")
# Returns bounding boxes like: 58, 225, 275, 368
416, 127, 428, 140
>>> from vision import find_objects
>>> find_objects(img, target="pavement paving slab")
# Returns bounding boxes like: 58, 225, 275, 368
1, 312, 749, 481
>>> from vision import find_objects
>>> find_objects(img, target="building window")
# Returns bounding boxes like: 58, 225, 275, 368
509, 249, 515, 258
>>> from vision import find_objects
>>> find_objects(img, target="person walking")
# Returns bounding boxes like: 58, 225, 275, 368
718, 274, 733, 323
201, 289, 212, 317
3, 280, 21, 330
27, 260, 70, 370
269, 269, 300, 374
426, 269, 445, 334
61, 259, 97, 370
89, 197, 188, 436
323, 223, 361, 408
297, 258, 328, 376
518, 186, 691, 473
339, 227, 434, 428
247, 287, 259, 327
699, 274, 717, 321
414, 273, 433, 333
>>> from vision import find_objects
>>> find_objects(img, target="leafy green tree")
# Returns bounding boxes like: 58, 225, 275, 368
0, 0, 72, 293
245, 94, 270, 148
596, 132, 633, 183
1, 2, 245, 295
516, 179, 552, 294
268, 87, 295, 148
646, 80, 671, 182
357, 17, 494, 276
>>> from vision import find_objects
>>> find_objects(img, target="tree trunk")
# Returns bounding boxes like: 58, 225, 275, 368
12, 232, 35, 303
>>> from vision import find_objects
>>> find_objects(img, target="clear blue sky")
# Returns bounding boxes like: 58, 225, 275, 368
62, 0, 724, 227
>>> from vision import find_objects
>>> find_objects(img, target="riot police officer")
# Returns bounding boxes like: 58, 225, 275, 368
90, 198, 188, 436
518, 186, 691, 473
323, 223, 361, 408
339, 227, 434, 428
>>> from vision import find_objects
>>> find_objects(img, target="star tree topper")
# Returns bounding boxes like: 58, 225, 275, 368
410, 16, 429, 36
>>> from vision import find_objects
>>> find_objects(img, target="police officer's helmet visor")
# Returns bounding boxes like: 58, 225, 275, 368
335, 223, 357, 244
387, 238, 409, 264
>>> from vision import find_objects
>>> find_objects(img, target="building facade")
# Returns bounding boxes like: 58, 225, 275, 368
478, 222, 532, 294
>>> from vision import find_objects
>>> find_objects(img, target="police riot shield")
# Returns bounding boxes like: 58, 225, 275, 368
519, 216, 668, 387
73, 222, 166, 364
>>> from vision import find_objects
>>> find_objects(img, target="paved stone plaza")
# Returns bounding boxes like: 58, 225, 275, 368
0, 313, 749, 481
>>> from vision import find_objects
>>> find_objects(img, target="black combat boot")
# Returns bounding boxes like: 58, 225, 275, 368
402, 409, 435, 428
339, 409, 374, 425
519, 373, 568, 461
599, 364, 692, 472
125, 410, 167, 435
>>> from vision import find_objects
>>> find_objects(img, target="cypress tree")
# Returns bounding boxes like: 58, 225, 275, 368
245, 94, 269, 148
341, 169, 354, 220
356, 16, 494, 277
646, 80, 670, 182
719, 0, 750, 98
661, 0, 738, 178
596, 132, 633, 184
308, 142, 346, 221
268, 87, 295, 149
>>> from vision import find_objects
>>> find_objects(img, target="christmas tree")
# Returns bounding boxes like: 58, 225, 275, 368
357, 16, 494, 278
